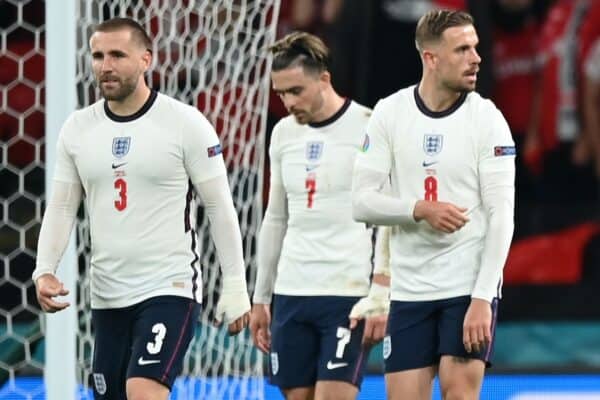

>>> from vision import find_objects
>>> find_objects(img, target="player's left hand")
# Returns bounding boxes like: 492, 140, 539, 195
214, 277, 251, 335
463, 298, 492, 353
349, 282, 390, 347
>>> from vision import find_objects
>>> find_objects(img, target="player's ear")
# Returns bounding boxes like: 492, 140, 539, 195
319, 70, 331, 87
141, 49, 152, 72
421, 49, 436, 70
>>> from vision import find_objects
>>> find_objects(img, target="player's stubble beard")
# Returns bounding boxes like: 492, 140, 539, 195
442, 73, 477, 94
98, 73, 139, 101
292, 92, 324, 125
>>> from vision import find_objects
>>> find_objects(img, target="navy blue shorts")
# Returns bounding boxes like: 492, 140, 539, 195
384, 296, 499, 373
269, 295, 369, 389
90, 295, 201, 399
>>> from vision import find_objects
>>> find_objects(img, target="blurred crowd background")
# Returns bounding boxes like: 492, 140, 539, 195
1, 0, 600, 375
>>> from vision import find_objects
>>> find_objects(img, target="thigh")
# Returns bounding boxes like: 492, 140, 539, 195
437, 296, 499, 365
314, 380, 358, 400
91, 307, 133, 400
127, 296, 201, 390
270, 295, 318, 389
384, 300, 438, 373
438, 355, 485, 400
315, 297, 368, 388
385, 367, 437, 400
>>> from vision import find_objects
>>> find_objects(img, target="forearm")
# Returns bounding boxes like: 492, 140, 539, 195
194, 176, 246, 281
352, 167, 417, 226
373, 226, 391, 278
253, 183, 288, 304
472, 170, 515, 302
33, 181, 82, 282
253, 217, 286, 304
472, 201, 514, 302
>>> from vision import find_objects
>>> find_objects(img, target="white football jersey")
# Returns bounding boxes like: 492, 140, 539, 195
54, 91, 226, 309
271, 100, 373, 297
355, 86, 515, 302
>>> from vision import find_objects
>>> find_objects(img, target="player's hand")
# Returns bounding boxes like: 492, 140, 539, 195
463, 298, 492, 353
414, 200, 469, 233
349, 282, 389, 347
214, 277, 251, 335
249, 303, 271, 353
35, 273, 70, 313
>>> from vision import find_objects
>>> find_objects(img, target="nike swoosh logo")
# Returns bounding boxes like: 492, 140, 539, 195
422, 161, 438, 167
305, 164, 319, 172
137, 357, 160, 366
326, 361, 348, 370
112, 162, 128, 169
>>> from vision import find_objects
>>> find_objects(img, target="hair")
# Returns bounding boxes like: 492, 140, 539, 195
270, 31, 330, 75
415, 10, 474, 52
94, 17, 152, 53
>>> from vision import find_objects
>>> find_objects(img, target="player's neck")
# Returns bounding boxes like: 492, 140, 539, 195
311, 90, 345, 124
417, 79, 462, 112
106, 85, 152, 116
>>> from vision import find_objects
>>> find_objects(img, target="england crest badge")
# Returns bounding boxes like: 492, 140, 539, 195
270, 352, 279, 375
92, 373, 107, 395
423, 134, 443, 156
112, 137, 131, 158
305, 141, 324, 162
383, 336, 392, 360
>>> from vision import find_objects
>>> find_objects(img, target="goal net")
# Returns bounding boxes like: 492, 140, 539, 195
1, 0, 279, 399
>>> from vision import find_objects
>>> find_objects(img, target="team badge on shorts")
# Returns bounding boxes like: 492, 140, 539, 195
383, 336, 392, 360
92, 373, 107, 395
423, 134, 443, 156
306, 141, 324, 162
270, 352, 279, 375
112, 137, 131, 158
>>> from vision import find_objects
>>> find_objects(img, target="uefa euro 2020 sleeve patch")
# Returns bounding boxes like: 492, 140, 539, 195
207, 144, 222, 157
361, 134, 370, 152
494, 146, 516, 156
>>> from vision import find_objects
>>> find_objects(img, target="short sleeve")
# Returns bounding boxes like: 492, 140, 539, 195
182, 107, 227, 184
354, 100, 393, 174
53, 115, 82, 184
479, 105, 516, 174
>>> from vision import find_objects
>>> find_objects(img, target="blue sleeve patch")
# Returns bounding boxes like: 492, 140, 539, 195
207, 144, 222, 157
494, 146, 516, 156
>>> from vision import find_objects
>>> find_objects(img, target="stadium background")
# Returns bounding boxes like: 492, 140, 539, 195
2, 0, 600, 398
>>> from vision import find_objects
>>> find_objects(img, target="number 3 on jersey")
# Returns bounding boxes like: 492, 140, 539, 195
424, 176, 438, 201
114, 178, 127, 211
305, 172, 316, 208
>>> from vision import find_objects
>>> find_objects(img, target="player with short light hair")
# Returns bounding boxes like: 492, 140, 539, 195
250, 31, 390, 400
353, 9, 515, 400
32, 17, 250, 400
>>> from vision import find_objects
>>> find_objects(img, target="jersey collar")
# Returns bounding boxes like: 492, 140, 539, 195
413, 86, 467, 118
308, 98, 351, 128
104, 90, 158, 123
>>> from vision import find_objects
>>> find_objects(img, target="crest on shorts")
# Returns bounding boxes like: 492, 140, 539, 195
423, 134, 443, 156
112, 136, 131, 158
305, 141, 324, 162
270, 352, 279, 375
92, 373, 107, 395
383, 336, 392, 360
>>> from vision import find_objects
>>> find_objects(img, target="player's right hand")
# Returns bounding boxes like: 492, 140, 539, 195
35, 273, 70, 313
249, 303, 271, 353
349, 282, 390, 347
214, 277, 251, 335
414, 200, 469, 233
